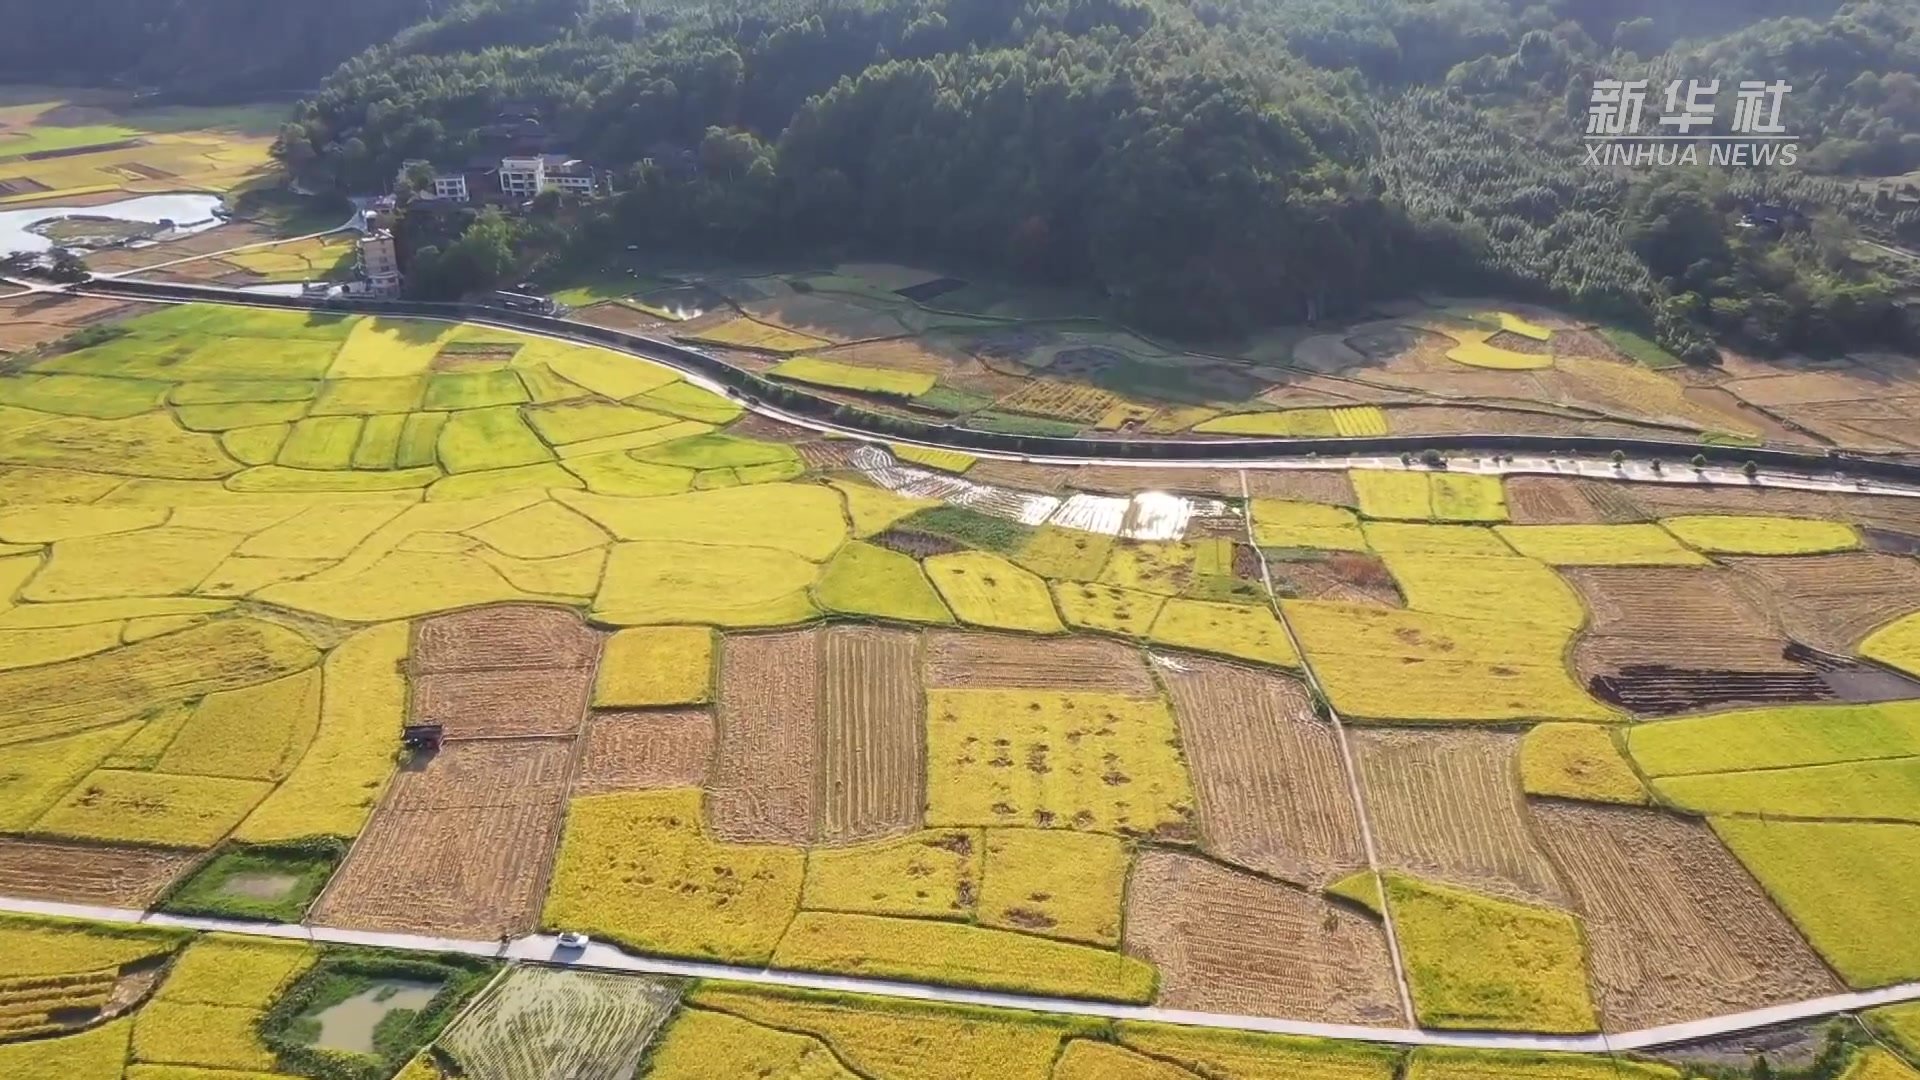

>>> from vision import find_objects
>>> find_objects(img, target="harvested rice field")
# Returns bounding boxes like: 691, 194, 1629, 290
1352, 729, 1567, 906
1124, 850, 1403, 1025
1528, 802, 1840, 1031
1158, 655, 1365, 887
312, 739, 575, 938
709, 629, 821, 845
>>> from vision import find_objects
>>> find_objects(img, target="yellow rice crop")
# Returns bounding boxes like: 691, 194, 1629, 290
543, 789, 804, 964
1518, 724, 1647, 804
772, 912, 1157, 1002
235, 622, 408, 842
594, 626, 714, 707
926, 690, 1193, 836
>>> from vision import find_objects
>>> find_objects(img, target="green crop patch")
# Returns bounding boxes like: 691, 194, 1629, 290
1627, 701, 1920, 778
897, 506, 1032, 555
1386, 874, 1598, 1033
422, 370, 530, 411
633, 433, 799, 470
814, 542, 954, 624
276, 416, 363, 470
1660, 515, 1860, 556
309, 376, 426, 416
924, 552, 1063, 634
437, 407, 552, 472
160, 840, 344, 923
1713, 818, 1920, 988
1653, 758, 1920, 823
0, 374, 170, 420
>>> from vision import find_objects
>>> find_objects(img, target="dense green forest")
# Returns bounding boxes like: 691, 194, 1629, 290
0, 0, 437, 100
59, 0, 1920, 354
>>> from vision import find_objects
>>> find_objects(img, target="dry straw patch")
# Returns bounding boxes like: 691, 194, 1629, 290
1159, 656, 1364, 887
315, 739, 573, 938
710, 629, 820, 845
1354, 729, 1566, 906
1529, 802, 1840, 1031
817, 626, 925, 844
1123, 850, 1403, 1025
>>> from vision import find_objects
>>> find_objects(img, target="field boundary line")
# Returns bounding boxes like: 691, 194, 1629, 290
1237, 469, 1417, 1027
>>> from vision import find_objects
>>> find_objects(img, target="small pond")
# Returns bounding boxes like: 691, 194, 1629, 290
216, 871, 300, 901
305, 978, 441, 1055
0, 192, 224, 253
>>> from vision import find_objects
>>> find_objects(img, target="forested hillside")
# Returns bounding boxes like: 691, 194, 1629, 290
0, 0, 437, 100
190, 1, 1920, 350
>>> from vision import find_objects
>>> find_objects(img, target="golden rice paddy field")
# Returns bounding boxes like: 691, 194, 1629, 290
1, 299, 1918, 1070
0, 93, 282, 205
552, 263, 1920, 451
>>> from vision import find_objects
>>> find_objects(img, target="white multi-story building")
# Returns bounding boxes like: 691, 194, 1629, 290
397, 160, 470, 202
541, 156, 597, 195
357, 230, 401, 294
498, 155, 546, 197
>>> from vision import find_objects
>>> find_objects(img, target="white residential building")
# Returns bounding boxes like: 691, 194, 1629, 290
498, 155, 546, 197
541, 156, 597, 195
396, 160, 470, 202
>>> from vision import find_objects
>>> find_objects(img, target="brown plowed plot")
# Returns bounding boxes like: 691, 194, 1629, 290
572, 302, 670, 333
1070, 467, 1241, 498
1619, 484, 1920, 537
411, 605, 602, 672
1124, 850, 1402, 1025
817, 627, 923, 845
1353, 729, 1565, 906
1241, 469, 1358, 506
709, 630, 819, 845
1268, 553, 1402, 608
1505, 477, 1648, 524
411, 668, 595, 739
1785, 397, 1920, 450
1565, 565, 1812, 713
314, 739, 573, 938
82, 222, 277, 272
1159, 657, 1365, 887
1728, 553, 1920, 654
0, 294, 139, 352
924, 631, 1155, 695
0, 838, 195, 906
572, 710, 714, 793
1530, 802, 1840, 1031
965, 460, 1078, 492
795, 440, 857, 469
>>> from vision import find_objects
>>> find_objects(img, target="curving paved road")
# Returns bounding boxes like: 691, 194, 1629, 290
3, 894, 1915, 1054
